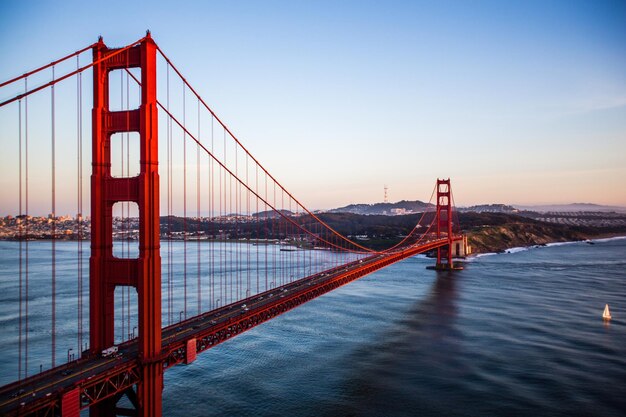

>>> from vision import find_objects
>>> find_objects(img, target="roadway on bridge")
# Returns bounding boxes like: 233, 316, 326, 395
0, 252, 391, 414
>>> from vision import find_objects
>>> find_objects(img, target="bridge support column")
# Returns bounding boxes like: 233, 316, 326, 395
435, 179, 460, 270
61, 388, 80, 417
138, 360, 163, 417
90, 33, 162, 417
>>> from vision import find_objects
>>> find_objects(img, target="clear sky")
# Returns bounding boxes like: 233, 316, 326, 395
1, 0, 625, 212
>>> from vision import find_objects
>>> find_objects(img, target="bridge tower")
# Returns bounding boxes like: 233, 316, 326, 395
435, 178, 454, 270
90, 33, 162, 416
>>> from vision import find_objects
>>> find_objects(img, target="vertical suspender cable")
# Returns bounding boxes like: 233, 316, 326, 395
78, 65, 82, 350
210, 115, 214, 309
166, 63, 172, 326
218, 132, 223, 306
272, 179, 276, 288
282, 189, 285, 285
246, 154, 250, 297
238, 146, 242, 299
255, 163, 259, 294
76, 57, 84, 355
51, 65, 56, 367
276, 183, 279, 285
226, 134, 231, 302
166, 64, 170, 325
224, 130, 227, 303
24, 78, 29, 378
197, 99, 201, 314
279, 188, 282, 285
288, 200, 291, 280
232, 155, 235, 300
18, 99, 23, 379
120, 70, 125, 341
228, 134, 232, 302
126, 69, 131, 337
263, 172, 269, 291
183, 83, 187, 320
230, 145, 236, 300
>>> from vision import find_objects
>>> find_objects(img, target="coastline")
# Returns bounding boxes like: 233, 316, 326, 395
465, 234, 626, 260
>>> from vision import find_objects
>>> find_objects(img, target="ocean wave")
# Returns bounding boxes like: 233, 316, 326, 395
545, 241, 580, 248
465, 252, 498, 261
466, 246, 528, 261
590, 235, 626, 243
505, 246, 529, 254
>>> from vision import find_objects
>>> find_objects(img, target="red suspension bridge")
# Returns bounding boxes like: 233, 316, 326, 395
0, 34, 466, 416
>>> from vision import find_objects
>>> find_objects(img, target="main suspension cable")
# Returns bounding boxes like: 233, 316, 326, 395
154, 45, 376, 253
0, 37, 146, 108
0, 43, 96, 88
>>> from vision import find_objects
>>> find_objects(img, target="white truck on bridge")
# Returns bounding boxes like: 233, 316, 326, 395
101, 346, 118, 358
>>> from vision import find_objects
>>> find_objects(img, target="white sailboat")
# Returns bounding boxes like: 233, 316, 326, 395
603, 304, 612, 321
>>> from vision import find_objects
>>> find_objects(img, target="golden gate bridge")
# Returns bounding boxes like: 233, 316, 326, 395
0, 34, 466, 416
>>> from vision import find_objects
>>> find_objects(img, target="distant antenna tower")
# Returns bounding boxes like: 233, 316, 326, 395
384, 185, 389, 203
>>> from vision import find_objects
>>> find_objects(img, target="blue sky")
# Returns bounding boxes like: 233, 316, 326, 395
1, 0, 625, 211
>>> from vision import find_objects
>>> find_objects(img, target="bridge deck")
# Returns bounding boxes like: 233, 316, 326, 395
0, 239, 451, 416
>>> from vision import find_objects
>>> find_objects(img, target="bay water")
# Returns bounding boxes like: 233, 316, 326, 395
1, 238, 625, 416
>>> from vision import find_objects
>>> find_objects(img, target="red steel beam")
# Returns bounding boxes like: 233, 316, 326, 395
90, 33, 161, 417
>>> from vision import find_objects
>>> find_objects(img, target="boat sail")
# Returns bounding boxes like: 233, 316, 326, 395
603, 304, 612, 321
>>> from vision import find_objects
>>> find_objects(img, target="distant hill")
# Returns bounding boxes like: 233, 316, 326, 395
327, 200, 433, 215
514, 203, 626, 213
252, 209, 294, 219
458, 204, 519, 213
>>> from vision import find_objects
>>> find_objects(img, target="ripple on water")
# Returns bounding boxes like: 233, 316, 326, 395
1, 240, 624, 416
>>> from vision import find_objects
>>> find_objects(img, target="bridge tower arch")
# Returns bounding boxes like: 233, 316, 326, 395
90, 33, 162, 416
